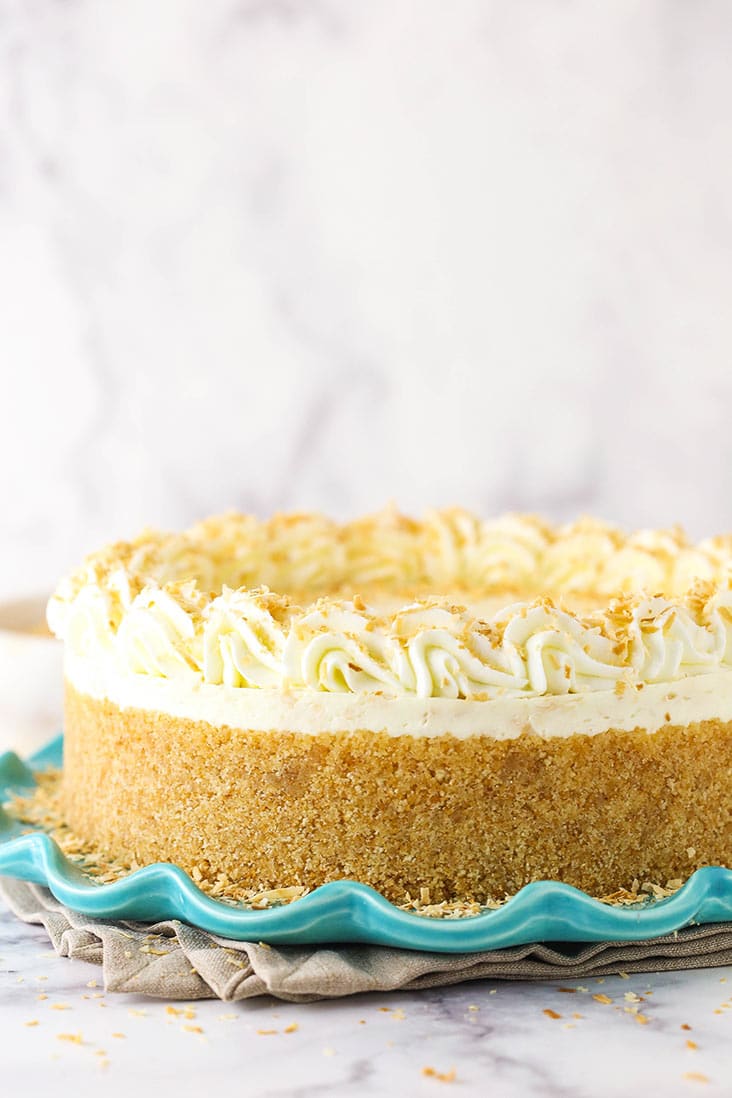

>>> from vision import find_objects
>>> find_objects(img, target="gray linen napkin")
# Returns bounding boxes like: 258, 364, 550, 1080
2, 878, 731, 1002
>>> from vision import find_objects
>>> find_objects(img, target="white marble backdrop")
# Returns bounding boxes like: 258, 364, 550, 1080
2, 0, 732, 597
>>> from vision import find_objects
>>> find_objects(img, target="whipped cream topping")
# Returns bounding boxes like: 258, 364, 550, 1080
46, 507, 732, 703
49, 509, 732, 604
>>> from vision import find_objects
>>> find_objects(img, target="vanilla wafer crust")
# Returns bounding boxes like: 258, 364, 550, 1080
62, 682, 732, 902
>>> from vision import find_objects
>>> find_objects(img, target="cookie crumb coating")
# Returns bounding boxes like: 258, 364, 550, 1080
62, 683, 731, 902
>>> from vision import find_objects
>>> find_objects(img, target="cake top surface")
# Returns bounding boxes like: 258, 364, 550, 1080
48, 508, 732, 701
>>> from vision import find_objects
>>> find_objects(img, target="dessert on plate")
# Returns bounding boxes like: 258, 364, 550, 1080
47, 509, 732, 903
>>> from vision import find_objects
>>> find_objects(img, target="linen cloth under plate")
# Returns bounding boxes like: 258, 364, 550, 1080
2, 880, 732, 1003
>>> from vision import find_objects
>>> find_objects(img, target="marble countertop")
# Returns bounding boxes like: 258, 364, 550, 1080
1, 901, 730, 1097
5, 3, 732, 600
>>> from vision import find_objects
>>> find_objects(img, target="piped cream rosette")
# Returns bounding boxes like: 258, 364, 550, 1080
47, 509, 732, 703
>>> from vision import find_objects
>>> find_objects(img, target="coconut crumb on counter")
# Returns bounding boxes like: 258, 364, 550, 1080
422, 1066, 457, 1083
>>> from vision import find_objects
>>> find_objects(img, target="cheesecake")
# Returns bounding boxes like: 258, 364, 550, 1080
47, 509, 732, 902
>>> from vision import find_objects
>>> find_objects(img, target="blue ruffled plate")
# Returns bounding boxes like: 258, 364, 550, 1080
1, 736, 731, 952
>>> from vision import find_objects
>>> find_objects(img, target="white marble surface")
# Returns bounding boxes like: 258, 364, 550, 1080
3, 1, 732, 600
1, 901, 730, 1097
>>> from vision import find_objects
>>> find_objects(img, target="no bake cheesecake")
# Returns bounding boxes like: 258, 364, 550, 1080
47, 509, 732, 902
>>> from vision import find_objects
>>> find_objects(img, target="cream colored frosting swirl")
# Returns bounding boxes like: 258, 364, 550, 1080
47, 509, 732, 702
49, 582, 732, 702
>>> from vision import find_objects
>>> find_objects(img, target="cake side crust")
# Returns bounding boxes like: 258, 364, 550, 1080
61, 682, 732, 903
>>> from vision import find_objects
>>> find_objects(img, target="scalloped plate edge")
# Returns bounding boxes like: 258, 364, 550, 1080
1, 736, 731, 951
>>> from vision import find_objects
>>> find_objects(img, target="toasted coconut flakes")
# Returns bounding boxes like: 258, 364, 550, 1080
398, 894, 499, 919
25, 1020, 39, 1027
599, 877, 684, 907
543, 1009, 562, 1019
682, 1073, 709, 1084
57, 1033, 83, 1044
686, 1040, 698, 1050
247, 886, 309, 908
284, 1023, 299, 1034
422, 1067, 457, 1083
593, 994, 613, 1005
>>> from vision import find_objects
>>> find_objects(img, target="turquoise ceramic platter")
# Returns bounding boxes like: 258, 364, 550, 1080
1, 735, 731, 952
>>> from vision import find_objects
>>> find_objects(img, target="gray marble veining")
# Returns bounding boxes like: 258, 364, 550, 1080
2, 2, 732, 599
1, 900, 731, 1096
